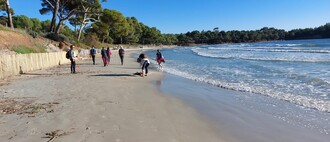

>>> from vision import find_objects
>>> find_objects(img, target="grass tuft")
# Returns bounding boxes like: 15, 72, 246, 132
34, 42, 47, 53
13, 46, 35, 54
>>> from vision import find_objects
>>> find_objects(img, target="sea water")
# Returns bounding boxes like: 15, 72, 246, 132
144, 39, 330, 137
150, 39, 330, 112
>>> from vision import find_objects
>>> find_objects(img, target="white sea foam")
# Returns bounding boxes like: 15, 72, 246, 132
274, 44, 302, 47
207, 47, 330, 53
191, 48, 330, 63
163, 67, 330, 113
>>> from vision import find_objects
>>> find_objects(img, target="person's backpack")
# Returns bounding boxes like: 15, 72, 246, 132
66, 50, 71, 59
119, 49, 124, 55
90, 48, 96, 55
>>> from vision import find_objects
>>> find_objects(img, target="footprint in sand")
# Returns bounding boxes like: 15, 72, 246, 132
150, 125, 158, 132
115, 138, 123, 142
96, 130, 105, 134
113, 125, 120, 131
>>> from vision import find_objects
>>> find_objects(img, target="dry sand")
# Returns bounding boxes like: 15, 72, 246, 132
0, 51, 226, 142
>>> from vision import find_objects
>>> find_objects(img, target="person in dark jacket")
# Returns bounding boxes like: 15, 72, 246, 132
90, 46, 96, 65
101, 47, 108, 67
156, 49, 165, 69
118, 46, 125, 65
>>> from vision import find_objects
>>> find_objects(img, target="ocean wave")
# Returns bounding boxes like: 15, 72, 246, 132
206, 47, 330, 54
191, 48, 330, 63
163, 67, 330, 113
209, 43, 304, 48
286, 73, 330, 90
307, 77, 330, 86
244, 57, 330, 63
274, 43, 303, 47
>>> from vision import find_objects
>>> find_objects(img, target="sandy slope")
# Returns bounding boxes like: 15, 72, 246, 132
0, 52, 225, 142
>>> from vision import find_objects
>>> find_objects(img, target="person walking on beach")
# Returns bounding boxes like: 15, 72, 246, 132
156, 49, 165, 69
68, 45, 77, 74
118, 46, 125, 65
106, 47, 112, 66
90, 46, 96, 65
141, 54, 150, 77
101, 47, 108, 67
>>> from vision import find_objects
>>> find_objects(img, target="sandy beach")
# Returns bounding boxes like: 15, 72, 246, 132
1, 48, 329, 142
0, 51, 226, 142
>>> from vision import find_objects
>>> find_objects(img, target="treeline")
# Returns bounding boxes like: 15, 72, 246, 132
286, 24, 330, 40
3, 13, 330, 46
176, 24, 330, 45
0, 0, 330, 47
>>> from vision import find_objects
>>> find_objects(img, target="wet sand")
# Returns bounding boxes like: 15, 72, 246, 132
159, 74, 330, 142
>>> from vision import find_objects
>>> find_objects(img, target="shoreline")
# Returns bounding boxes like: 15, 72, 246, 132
158, 73, 330, 142
2, 48, 328, 142
0, 51, 225, 142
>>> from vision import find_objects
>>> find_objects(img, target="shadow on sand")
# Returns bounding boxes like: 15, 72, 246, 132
20, 73, 53, 76
91, 74, 135, 77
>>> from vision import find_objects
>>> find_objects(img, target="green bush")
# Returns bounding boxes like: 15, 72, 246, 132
0, 25, 5, 31
83, 33, 100, 47
28, 30, 39, 38
13, 46, 35, 54
44, 33, 68, 42
0, 24, 10, 31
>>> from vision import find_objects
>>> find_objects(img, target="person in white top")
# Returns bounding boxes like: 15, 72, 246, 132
140, 54, 150, 77
69, 45, 77, 73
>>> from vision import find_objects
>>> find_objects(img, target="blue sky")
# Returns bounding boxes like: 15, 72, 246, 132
8, 0, 330, 34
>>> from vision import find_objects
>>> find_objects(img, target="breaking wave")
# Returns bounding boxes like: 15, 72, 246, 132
163, 67, 330, 113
